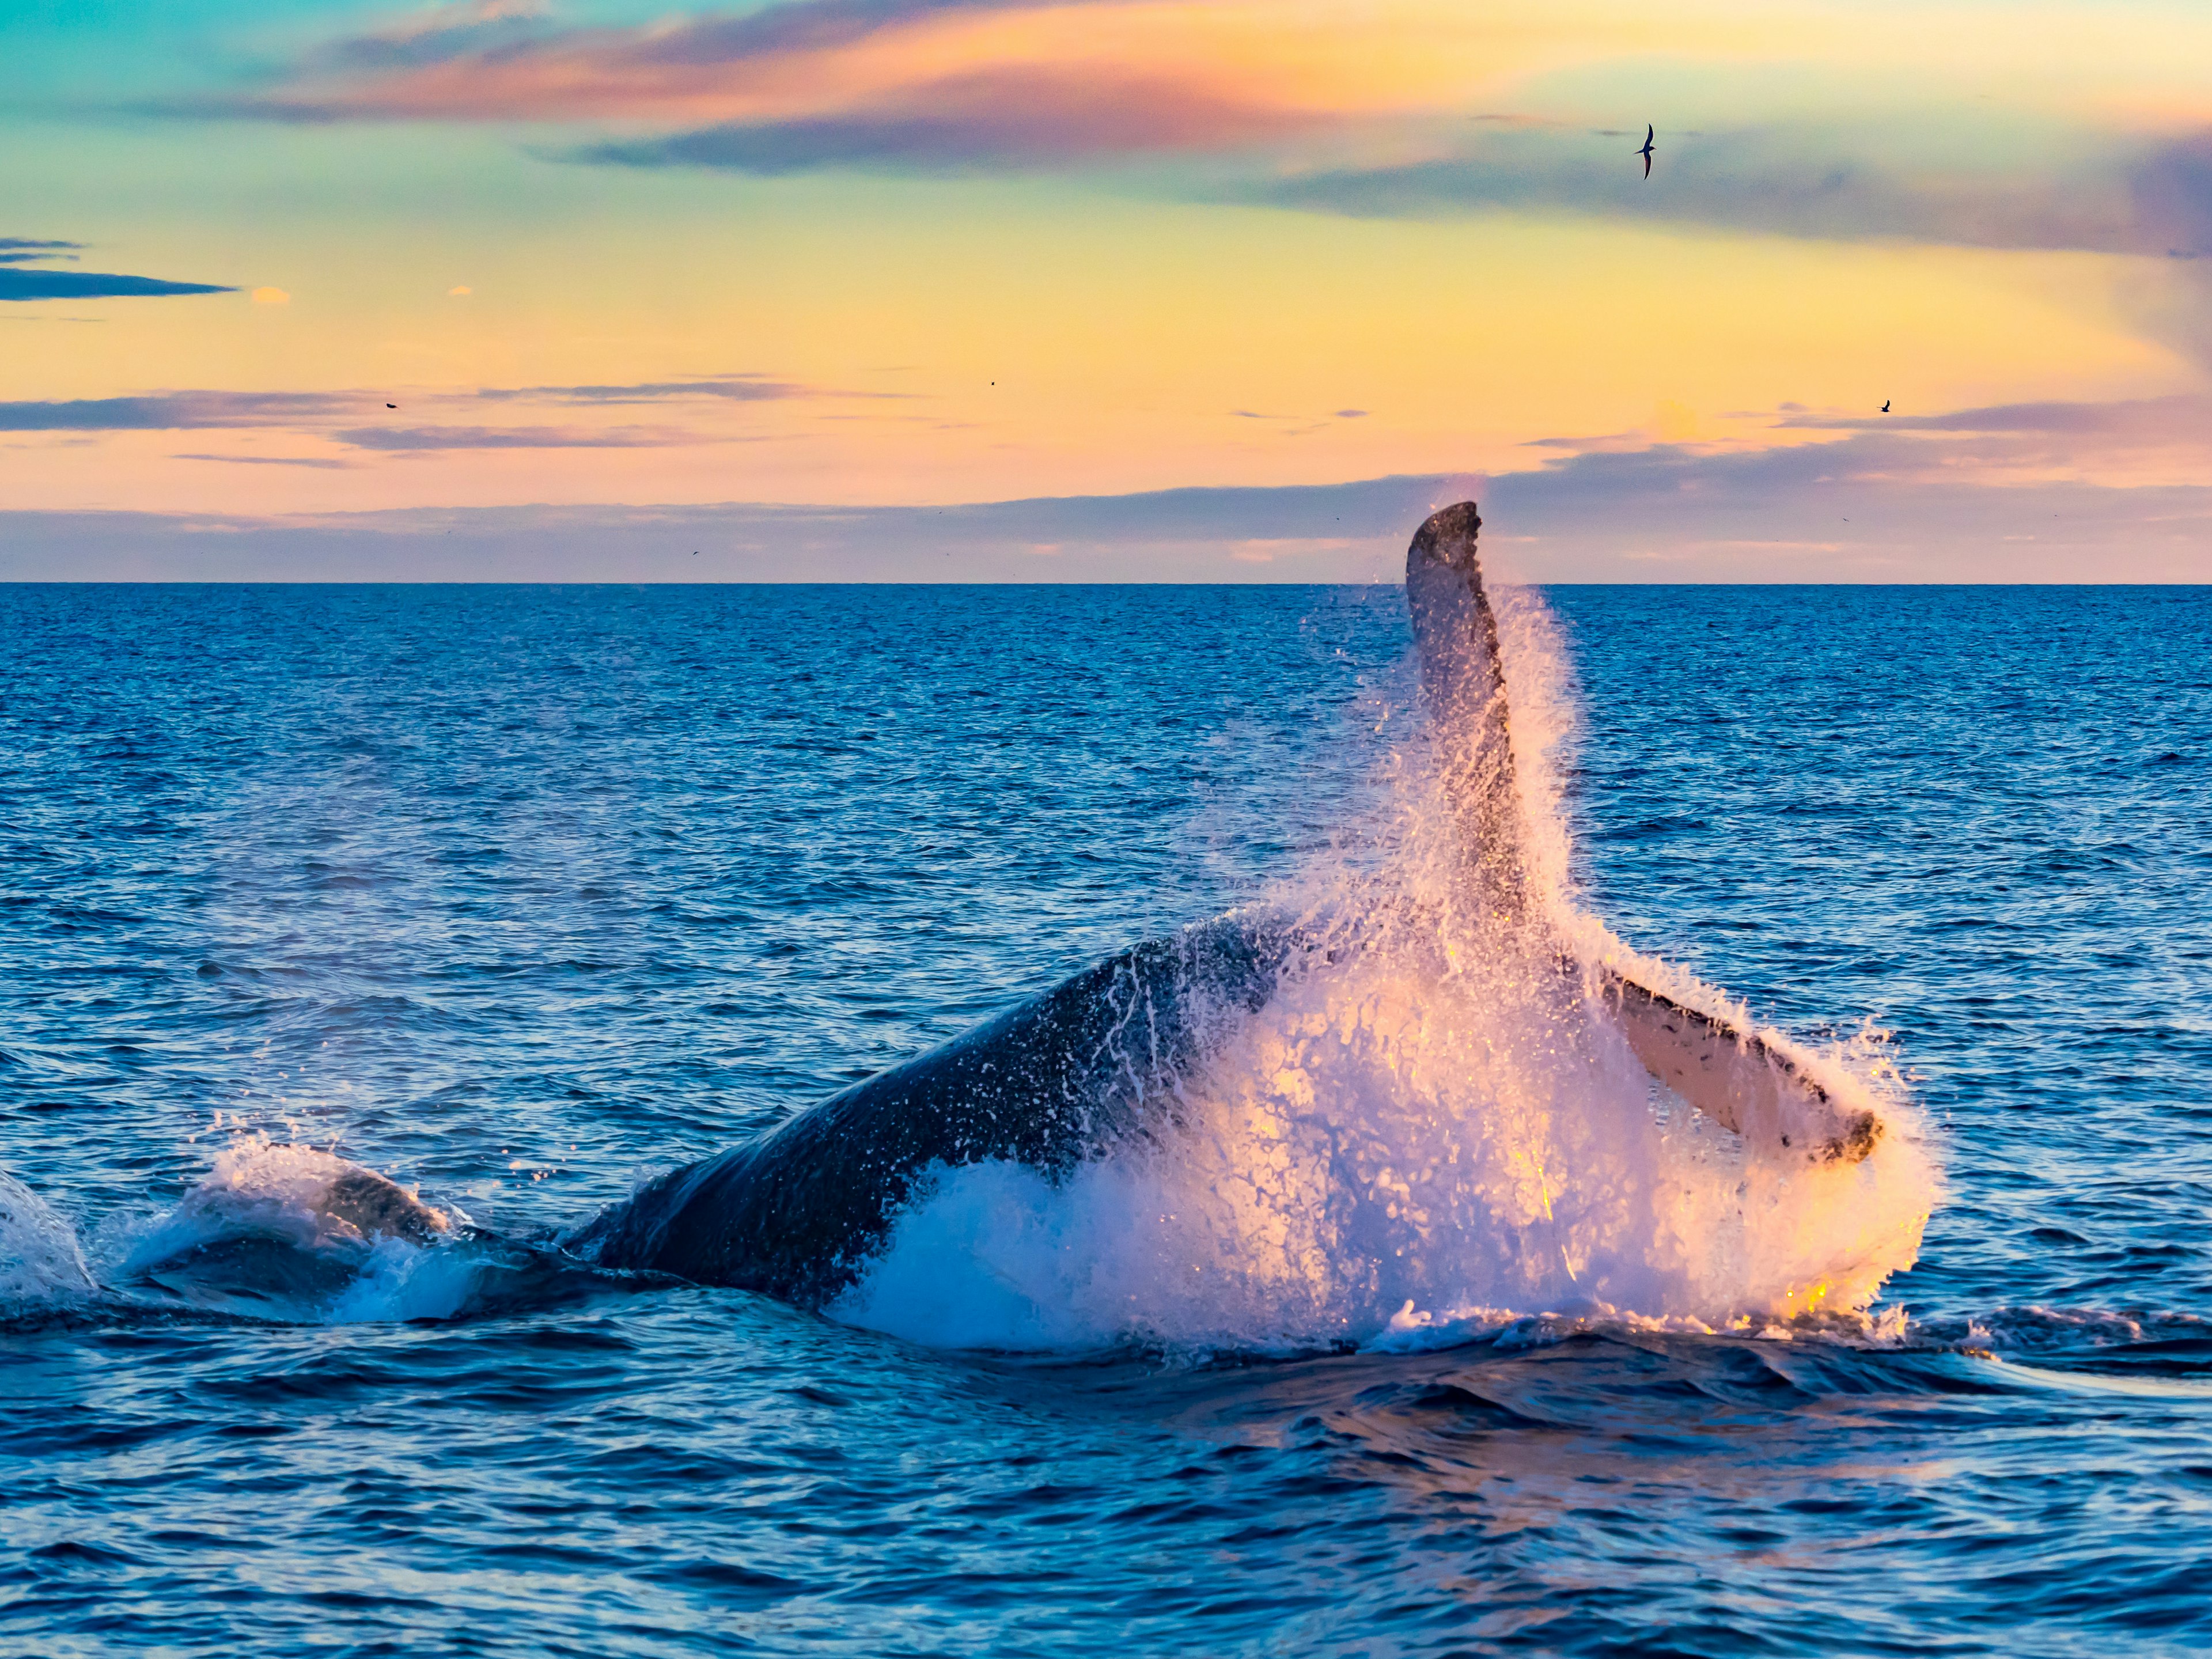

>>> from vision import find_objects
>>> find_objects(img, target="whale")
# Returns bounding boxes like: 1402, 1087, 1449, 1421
561, 502, 1882, 1310
113, 1148, 644, 1319
119, 1151, 457, 1312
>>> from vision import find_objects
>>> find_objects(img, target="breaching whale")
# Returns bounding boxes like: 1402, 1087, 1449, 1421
563, 502, 1882, 1309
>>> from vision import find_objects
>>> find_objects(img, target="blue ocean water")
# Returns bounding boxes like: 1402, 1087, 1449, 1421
1, 582, 2207, 1656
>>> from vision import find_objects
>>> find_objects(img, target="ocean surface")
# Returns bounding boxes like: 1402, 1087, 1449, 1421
1, 582, 2207, 1657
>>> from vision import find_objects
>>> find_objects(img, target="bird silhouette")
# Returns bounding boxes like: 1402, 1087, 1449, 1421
1638, 124, 1655, 179
385, 403, 396, 409
1881, 399, 1891, 413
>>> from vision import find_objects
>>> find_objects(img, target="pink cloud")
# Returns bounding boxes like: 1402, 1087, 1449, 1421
187, 0, 1332, 168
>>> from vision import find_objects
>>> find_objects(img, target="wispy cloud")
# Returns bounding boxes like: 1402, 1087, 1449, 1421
182, 0, 1110, 123
174, 0, 1328, 172
474, 374, 809, 402
1479, 426, 2212, 580
334, 424, 697, 449
578, 69, 1316, 172
313, 0, 1055, 84
0, 237, 84, 267
314, 0, 553, 74
1244, 123, 2212, 258
175, 452, 357, 469
1776, 395, 2209, 434
0, 392, 351, 429
1493, 391, 2212, 556
0, 380, 815, 450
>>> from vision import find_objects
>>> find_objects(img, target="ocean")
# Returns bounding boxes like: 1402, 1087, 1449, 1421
1, 582, 2207, 1657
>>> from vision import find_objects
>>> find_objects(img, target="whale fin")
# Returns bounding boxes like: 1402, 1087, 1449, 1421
1405, 501, 1527, 923
1406, 502, 1883, 1166
1597, 967, 1881, 1164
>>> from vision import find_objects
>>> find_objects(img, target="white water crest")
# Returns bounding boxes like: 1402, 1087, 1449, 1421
114, 1135, 483, 1323
836, 588, 1940, 1352
0, 1168, 97, 1312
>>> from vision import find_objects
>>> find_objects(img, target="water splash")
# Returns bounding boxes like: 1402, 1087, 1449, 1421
0, 1168, 97, 1313
835, 590, 1939, 1351
92, 1135, 619, 1324
109, 1136, 461, 1319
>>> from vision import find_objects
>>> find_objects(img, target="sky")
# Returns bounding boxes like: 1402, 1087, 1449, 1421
3, 0, 2210, 579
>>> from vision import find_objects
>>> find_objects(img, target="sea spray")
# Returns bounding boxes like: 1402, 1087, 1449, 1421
0, 1168, 96, 1312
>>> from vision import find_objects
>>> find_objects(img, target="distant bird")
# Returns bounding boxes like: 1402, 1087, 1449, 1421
385, 403, 396, 409
1638, 124, 1655, 179
1881, 399, 1891, 412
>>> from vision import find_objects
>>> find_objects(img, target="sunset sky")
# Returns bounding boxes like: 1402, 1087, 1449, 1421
5, 0, 2211, 578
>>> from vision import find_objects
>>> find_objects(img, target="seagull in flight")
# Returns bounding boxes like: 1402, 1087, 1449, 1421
1638, 124, 1655, 179
1881, 399, 1891, 413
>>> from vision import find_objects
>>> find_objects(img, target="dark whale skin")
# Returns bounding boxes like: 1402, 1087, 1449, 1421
563, 913, 1295, 1306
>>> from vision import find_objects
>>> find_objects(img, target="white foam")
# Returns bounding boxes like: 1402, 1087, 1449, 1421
0, 1168, 97, 1310
834, 590, 1940, 1353
323, 1234, 483, 1323
118, 1135, 479, 1323
122, 1137, 438, 1267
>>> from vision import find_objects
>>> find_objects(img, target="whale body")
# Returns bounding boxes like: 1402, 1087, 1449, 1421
121, 1152, 456, 1312
566, 503, 1881, 1308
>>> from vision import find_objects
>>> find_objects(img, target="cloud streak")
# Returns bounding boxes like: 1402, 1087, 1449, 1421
474, 374, 809, 403
1244, 124, 2212, 258
578, 69, 1313, 173
335, 424, 694, 450
0, 380, 816, 450
177, 0, 1328, 172
315, 0, 552, 74
175, 452, 357, 469
183, 0, 1113, 123
0, 235, 233, 298
0, 392, 351, 429
0, 237, 84, 267
1777, 395, 2209, 434
0, 270, 236, 301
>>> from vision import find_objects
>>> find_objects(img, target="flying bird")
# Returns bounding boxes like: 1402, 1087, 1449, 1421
385, 403, 396, 409
1638, 124, 1656, 179
1881, 399, 1891, 413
